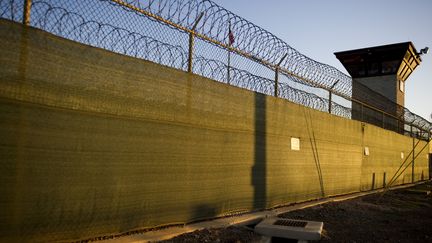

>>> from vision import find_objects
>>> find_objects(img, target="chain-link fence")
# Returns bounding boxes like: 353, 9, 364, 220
1, 0, 430, 140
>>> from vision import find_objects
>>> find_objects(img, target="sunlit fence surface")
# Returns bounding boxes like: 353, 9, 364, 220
1, 0, 430, 140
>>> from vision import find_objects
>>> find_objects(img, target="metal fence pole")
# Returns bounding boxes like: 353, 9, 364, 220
397, 118, 401, 134
227, 21, 232, 84
187, 33, 194, 73
22, 0, 32, 25
328, 80, 339, 114
411, 125, 415, 183
274, 67, 279, 97
187, 12, 204, 73
274, 53, 287, 97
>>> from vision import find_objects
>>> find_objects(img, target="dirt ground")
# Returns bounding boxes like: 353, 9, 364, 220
160, 181, 432, 242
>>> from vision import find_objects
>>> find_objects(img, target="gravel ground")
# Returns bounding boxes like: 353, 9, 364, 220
160, 181, 432, 243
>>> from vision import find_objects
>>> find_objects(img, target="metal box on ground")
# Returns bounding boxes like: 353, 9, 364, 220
254, 217, 323, 241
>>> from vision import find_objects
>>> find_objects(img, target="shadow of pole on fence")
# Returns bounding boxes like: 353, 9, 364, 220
252, 92, 267, 210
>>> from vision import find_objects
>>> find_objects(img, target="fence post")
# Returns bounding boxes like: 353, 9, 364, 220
396, 119, 404, 134
411, 125, 415, 183
187, 12, 204, 73
274, 53, 287, 97
23, 0, 32, 25
328, 80, 339, 114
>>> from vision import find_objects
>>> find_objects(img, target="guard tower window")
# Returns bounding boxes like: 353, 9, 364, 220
382, 60, 399, 74
367, 62, 381, 75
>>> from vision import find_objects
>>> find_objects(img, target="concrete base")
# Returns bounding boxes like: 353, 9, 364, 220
97, 182, 422, 242
254, 217, 323, 241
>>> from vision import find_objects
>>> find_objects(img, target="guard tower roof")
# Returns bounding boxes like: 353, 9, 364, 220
334, 42, 421, 82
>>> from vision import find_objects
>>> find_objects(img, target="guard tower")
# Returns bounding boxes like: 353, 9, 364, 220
334, 42, 423, 132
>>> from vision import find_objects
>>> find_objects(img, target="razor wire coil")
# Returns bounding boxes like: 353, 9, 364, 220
0, 0, 430, 139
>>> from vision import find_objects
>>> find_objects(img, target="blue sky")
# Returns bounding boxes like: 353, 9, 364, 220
214, 0, 432, 121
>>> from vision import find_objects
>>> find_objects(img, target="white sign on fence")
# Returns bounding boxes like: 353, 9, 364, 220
291, 137, 300, 151
364, 147, 369, 156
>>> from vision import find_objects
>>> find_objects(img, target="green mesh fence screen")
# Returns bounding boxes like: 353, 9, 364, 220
0, 19, 429, 242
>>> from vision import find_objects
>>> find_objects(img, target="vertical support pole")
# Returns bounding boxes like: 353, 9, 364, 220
328, 80, 339, 114
361, 103, 364, 122
187, 33, 194, 73
411, 125, 415, 183
23, 0, 32, 26
274, 53, 287, 98
397, 120, 400, 134
274, 67, 279, 97
429, 131, 431, 180
227, 21, 233, 85
187, 12, 204, 74
227, 47, 231, 84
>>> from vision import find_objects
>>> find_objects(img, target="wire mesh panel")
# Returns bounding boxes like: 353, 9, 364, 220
0, 0, 24, 21
0, 0, 429, 138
